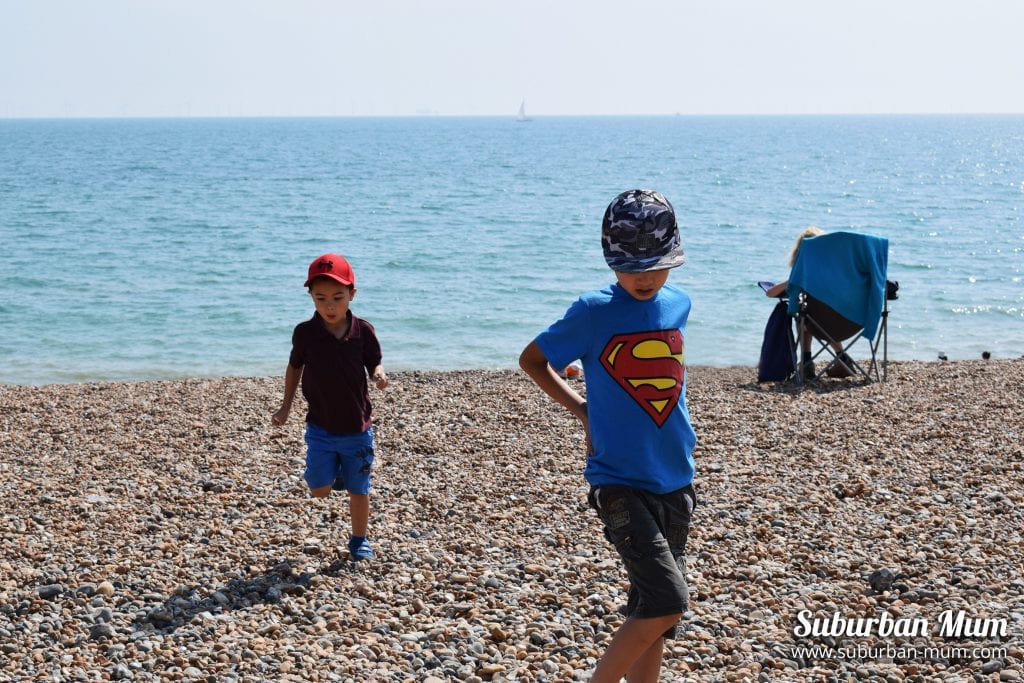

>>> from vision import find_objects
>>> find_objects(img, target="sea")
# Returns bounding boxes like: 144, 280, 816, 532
1, 115, 1022, 385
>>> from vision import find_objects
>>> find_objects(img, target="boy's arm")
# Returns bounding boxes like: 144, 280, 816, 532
519, 341, 588, 422
271, 363, 302, 426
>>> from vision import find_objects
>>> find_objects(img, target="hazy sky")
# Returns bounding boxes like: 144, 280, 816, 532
3, 0, 1023, 118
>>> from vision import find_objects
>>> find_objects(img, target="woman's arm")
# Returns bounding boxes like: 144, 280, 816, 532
765, 280, 788, 298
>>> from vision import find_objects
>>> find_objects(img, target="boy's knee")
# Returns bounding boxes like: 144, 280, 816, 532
646, 612, 683, 640
662, 612, 684, 638
309, 485, 332, 498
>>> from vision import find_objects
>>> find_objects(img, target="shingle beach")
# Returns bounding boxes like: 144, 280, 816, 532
2, 361, 1022, 682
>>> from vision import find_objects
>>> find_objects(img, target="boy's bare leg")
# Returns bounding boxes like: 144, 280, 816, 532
349, 493, 369, 537
309, 490, 369, 535
626, 637, 666, 682
590, 614, 679, 683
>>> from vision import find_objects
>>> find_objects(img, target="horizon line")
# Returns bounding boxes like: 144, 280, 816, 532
3, 111, 1023, 122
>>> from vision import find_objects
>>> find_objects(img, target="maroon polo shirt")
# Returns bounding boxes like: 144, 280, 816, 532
288, 311, 382, 435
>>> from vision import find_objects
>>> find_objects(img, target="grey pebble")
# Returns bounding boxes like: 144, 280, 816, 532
37, 584, 64, 600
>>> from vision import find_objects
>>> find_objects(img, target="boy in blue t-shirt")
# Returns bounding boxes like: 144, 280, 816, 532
519, 189, 697, 683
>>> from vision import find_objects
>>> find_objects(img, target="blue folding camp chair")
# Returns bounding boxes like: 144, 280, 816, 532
785, 231, 893, 384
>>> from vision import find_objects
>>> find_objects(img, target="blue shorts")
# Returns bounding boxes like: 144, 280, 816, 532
303, 423, 375, 494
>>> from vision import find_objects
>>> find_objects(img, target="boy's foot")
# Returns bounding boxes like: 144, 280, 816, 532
800, 360, 816, 379
348, 536, 375, 561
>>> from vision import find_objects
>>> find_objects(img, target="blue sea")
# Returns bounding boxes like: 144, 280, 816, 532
1, 115, 1022, 385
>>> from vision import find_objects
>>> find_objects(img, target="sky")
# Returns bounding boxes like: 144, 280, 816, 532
2, 0, 1023, 118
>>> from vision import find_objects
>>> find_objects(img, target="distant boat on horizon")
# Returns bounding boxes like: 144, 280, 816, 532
516, 99, 532, 122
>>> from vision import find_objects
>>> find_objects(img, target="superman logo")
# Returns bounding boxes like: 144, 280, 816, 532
600, 330, 685, 427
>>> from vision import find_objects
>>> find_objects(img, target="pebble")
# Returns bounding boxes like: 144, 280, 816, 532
0, 363, 1022, 681
37, 584, 64, 600
89, 623, 115, 640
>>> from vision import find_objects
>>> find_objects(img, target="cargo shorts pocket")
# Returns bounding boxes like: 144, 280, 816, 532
589, 485, 657, 561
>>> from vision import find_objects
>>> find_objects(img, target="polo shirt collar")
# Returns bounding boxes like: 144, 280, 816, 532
313, 310, 357, 340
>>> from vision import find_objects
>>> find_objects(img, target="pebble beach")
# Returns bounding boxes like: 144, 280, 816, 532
2, 360, 1022, 682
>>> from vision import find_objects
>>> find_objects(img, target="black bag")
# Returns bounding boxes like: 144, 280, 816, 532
886, 279, 900, 300
757, 301, 795, 382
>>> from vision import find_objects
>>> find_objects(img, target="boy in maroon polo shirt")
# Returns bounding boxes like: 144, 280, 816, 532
272, 253, 389, 561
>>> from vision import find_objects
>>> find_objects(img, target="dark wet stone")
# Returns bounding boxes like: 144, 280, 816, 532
868, 568, 896, 592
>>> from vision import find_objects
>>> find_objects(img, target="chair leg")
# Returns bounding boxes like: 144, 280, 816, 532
795, 296, 890, 385
807, 321, 876, 381
810, 327, 853, 377
786, 314, 797, 383
867, 311, 889, 383
882, 309, 888, 382
795, 317, 804, 385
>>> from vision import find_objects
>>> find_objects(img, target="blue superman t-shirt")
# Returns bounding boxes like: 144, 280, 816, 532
535, 282, 696, 494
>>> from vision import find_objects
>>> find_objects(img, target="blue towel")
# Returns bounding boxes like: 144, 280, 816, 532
787, 232, 889, 339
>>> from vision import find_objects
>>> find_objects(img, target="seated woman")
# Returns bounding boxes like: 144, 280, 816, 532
765, 226, 854, 378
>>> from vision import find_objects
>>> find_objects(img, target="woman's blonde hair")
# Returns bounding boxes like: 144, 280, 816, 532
788, 226, 825, 267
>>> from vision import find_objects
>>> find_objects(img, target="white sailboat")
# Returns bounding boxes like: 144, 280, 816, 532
516, 98, 532, 122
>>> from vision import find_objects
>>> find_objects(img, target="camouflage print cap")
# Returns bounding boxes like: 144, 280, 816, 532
601, 189, 686, 273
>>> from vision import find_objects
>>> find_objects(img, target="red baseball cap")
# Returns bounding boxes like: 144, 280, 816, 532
304, 253, 355, 287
